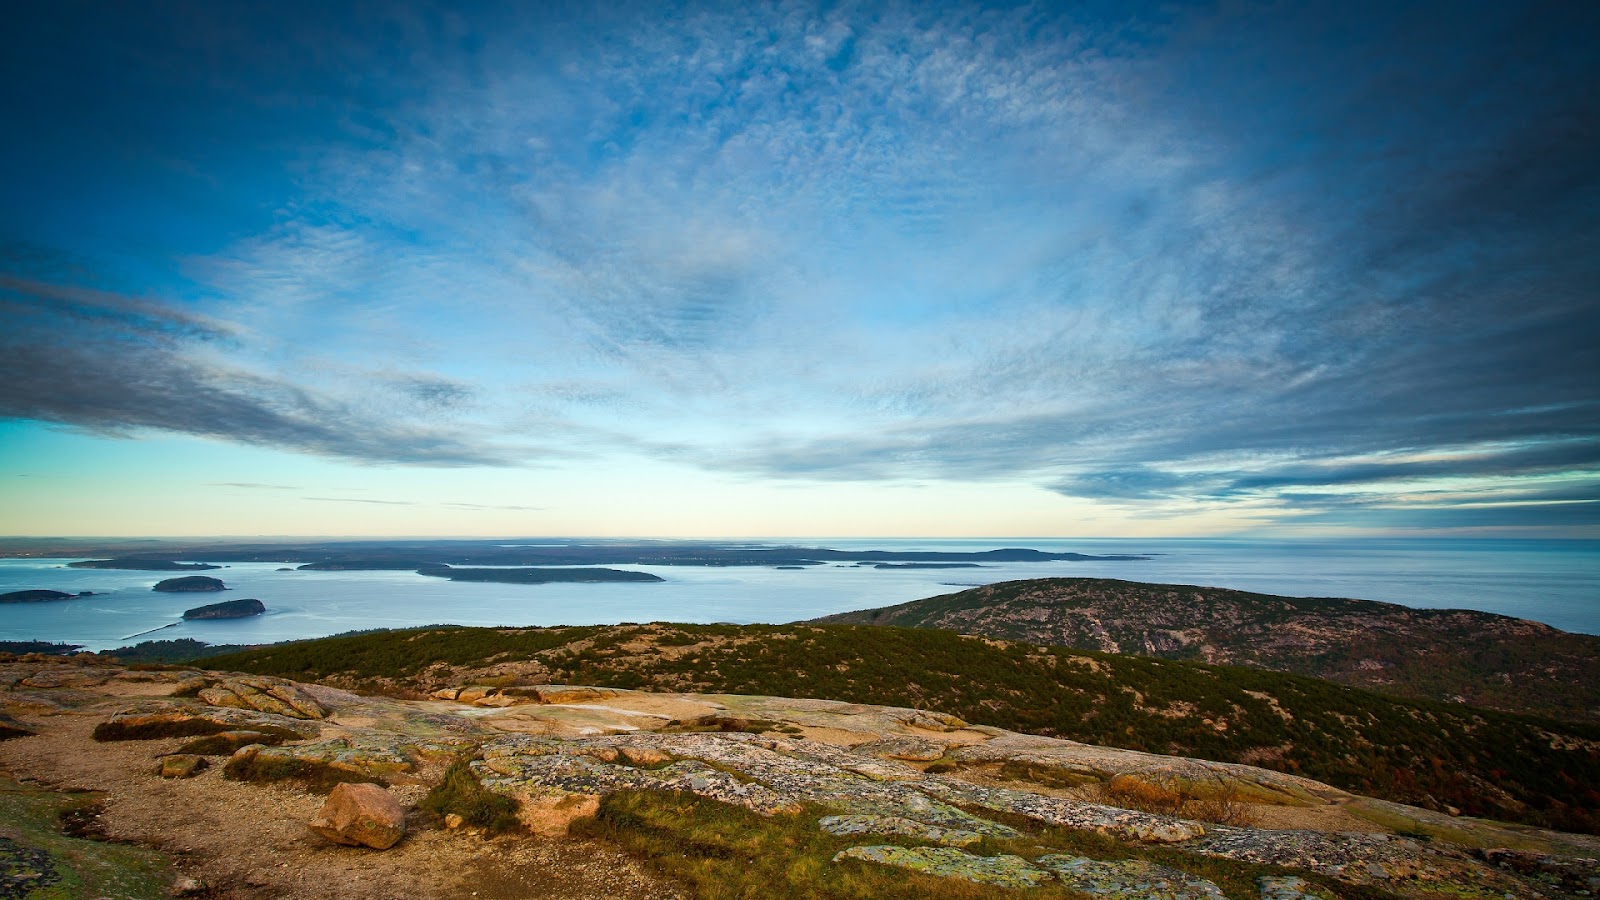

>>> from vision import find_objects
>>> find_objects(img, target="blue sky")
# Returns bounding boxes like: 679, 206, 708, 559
1, 0, 1596, 538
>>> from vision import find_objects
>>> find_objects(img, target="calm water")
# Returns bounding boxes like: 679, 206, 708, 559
1, 538, 1596, 651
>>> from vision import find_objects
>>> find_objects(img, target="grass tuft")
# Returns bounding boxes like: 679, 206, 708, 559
418, 759, 521, 834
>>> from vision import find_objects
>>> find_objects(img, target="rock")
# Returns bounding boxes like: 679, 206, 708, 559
618, 746, 672, 767
156, 755, 209, 779
94, 700, 321, 742
242, 737, 415, 779
903, 710, 968, 731
501, 685, 625, 705
308, 782, 406, 849
1036, 855, 1227, 899
1257, 875, 1336, 899
505, 784, 600, 836
444, 813, 464, 829
851, 736, 947, 762
198, 676, 327, 719
919, 777, 1206, 843
833, 846, 1051, 888
430, 688, 461, 701
171, 875, 206, 895
175, 729, 285, 755
20, 668, 117, 689
0, 711, 37, 740
818, 814, 984, 847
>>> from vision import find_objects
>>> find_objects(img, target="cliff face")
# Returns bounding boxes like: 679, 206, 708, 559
815, 577, 1600, 723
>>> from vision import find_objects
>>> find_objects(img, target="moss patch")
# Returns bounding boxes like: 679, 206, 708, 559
0, 776, 176, 899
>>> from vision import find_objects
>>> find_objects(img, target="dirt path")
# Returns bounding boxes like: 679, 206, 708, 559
0, 702, 685, 900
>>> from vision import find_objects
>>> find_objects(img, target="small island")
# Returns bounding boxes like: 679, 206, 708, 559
872, 563, 986, 569
415, 566, 663, 585
182, 598, 265, 620
69, 558, 220, 571
152, 576, 227, 593
0, 589, 95, 603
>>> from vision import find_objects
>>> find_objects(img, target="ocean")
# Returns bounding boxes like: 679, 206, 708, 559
1, 538, 1596, 651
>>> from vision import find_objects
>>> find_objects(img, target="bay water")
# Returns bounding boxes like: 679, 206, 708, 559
1, 538, 1595, 651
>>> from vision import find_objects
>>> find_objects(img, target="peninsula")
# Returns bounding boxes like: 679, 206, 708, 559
68, 558, 221, 570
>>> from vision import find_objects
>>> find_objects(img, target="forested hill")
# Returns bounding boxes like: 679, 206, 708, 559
814, 578, 1600, 724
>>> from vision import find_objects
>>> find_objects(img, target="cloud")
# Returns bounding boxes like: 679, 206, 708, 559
208, 482, 300, 490
0, 274, 519, 466
2, 2, 1596, 534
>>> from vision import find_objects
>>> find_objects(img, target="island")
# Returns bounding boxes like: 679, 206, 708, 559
68, 558, 220, 571
182, 598, 265, 620
152, 576, 227, 592
872, 562, 985, 569
414, 566, 663, 585
0, 589, 94, 603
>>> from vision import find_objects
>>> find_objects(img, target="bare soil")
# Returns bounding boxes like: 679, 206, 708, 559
0, 702, 686, 900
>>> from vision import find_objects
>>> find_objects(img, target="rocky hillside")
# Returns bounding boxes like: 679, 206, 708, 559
4, 653, 1600, 899
815, 578, 1600, 723
198, 622, 1600, 836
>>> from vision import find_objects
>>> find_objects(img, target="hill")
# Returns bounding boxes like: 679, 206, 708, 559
815, 578, 1600, 724
198, 622, 1600, 836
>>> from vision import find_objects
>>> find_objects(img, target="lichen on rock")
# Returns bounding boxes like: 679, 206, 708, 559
833, 845, 1051, 887
1035, 854, 1227, 899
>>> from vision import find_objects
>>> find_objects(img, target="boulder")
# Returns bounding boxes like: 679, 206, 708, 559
308, 782, 406, 849
155, 755, 209, 779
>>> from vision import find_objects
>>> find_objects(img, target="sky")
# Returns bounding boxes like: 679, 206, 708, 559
0, 0, 1596, 539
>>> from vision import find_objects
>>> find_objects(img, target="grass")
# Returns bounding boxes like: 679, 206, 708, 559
0, 776, 176, 899
418, 759, 521, 834
571, 789, 1398, 900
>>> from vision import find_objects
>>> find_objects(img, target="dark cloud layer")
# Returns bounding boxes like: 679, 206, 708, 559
0, 277, 512, 467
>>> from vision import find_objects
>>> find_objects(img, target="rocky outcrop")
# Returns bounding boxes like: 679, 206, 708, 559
833, 846, 1052, 888
308, 783, 406, 849
1036, 855, 1226, 899
198, 676, 327, 719
93, 700, 321, 742
9, 658, 1590, 899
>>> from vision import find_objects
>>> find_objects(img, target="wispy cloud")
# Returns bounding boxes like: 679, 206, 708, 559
1, 1, 1595, 534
